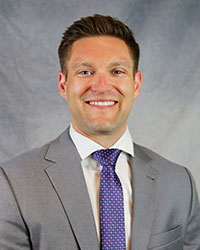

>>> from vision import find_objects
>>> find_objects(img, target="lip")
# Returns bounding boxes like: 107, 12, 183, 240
85, 100, 118, 108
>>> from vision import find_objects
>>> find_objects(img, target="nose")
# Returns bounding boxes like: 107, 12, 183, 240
90, 73, 113, 92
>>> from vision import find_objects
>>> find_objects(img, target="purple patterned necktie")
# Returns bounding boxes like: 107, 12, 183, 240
92, 149, 126, 250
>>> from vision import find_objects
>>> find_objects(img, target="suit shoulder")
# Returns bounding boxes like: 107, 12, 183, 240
0, 139, 53, 174
134, 143, 199, 205
134, 143, 190, 179
0, 128, 70, 176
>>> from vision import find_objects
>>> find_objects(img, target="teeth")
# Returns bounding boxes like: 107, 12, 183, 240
89, 101, 115, 106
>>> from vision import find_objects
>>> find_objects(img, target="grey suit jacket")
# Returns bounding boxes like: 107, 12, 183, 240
0, 128, 200, 250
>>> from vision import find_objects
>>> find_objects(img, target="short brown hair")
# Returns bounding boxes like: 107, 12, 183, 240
58, 14, 140, 74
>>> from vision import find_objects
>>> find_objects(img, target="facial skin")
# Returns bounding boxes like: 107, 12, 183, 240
59, 36, 142, 148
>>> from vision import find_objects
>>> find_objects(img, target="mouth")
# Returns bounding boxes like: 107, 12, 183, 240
86, 100, 117, 107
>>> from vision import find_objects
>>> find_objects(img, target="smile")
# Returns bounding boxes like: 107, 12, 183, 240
86, 101, 117, 106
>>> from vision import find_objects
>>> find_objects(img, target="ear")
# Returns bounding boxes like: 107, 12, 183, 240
58, 71, 67, 98
133, 70, 142, 99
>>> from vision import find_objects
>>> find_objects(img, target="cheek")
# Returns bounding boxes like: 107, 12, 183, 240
67, 80, 89, 98
118, 81, 134, 96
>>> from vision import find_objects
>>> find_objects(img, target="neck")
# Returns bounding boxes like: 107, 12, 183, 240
72, 125, 126, 148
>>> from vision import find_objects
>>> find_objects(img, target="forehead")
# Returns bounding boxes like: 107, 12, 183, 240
68, 36, 133, 66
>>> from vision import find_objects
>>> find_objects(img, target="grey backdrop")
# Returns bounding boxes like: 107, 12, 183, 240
0, 0, 200, 195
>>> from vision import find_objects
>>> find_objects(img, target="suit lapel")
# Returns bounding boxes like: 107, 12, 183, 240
44, 129, 99, 250
131, 145, 159, 250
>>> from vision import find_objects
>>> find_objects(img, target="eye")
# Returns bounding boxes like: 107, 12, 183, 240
79, 70, 93, 75
112, 69, 124, 75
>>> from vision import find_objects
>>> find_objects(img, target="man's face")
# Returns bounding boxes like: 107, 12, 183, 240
59, 36, 142, 139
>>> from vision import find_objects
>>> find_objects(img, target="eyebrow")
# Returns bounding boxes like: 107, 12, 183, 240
107, 61, 131, 69
72, 62, 94, 71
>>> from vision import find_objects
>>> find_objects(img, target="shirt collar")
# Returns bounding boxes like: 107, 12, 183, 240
69, 124, 134, 160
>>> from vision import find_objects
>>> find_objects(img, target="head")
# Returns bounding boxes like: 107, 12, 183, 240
58, 14, 140, 76
58, 15, 142, 147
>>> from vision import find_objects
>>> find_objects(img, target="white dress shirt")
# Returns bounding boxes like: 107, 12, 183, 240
69, 125, 134, 250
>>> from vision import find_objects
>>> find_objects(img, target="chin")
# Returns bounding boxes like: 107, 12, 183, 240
86, 120, 121, 135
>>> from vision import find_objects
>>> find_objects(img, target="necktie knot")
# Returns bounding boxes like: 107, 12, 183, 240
92, 148, 121, 167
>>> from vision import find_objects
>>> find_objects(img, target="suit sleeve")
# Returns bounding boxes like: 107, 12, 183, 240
0, 167, 32, 250
184, 168, 200, 250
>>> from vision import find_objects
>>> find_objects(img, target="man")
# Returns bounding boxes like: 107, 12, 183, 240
0, 14, 200, 250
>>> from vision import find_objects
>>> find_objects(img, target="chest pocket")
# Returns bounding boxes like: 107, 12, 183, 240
148, 225, 183, 249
